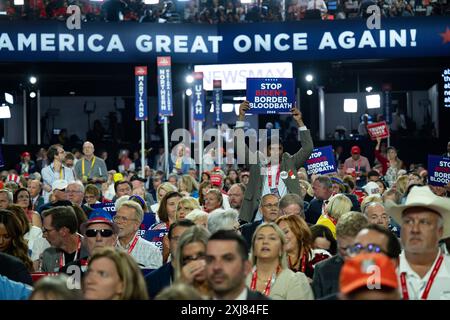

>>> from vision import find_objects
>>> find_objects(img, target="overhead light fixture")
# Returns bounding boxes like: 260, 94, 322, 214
143, 0, 159, 4
29, 91, 36, 98
4, 93, 13, 104
343, 99, 358, 113
233, 96, 247, 101
366, 94, 381, 109
185, 75, 194, 84
365, 86, 373, 93
305, 74, 314, 82
14, 0, 24, 4
240, 0, 252, 3
29, 76, 37, 84
185, 88, 193, 96
0, 104, 11, 119
306, 89, 313, 96
69, 91, 76, 95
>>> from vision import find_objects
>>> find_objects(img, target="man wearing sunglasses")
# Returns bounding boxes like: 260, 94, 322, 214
60, 209, 119, 275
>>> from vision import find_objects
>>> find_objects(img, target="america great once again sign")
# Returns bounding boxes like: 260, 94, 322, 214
0, 17, 448, 63
246, 78, 295, 114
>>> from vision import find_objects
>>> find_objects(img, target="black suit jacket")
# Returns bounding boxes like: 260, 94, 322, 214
241, 220, 263, 247
305, 198, 323, 224
311, 255, 344, 299
0, 252, 33, 286
145, 262, 174, 299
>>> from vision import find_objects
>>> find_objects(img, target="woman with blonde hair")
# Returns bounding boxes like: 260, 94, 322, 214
176, 197, 201, 220
177, 175, 199, 198
203, 189, 223, 213
315, 194, 352, 238
83, 247, 149, 300
174, 225, 212, 298
185, 209, 208, 228
276, 215, 330, 279
394, 174, 409, 196
245, 223, 313, 300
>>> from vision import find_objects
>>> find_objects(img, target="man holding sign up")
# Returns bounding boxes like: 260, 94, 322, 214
236, 78, 313, 223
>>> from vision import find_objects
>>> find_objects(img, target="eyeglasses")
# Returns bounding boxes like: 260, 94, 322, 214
85, 229, 114, 238
347, 243, 388, 257
182, 253, 206, 265
262, 203, 279, 209
113, 215, 137, 223
42, 226, 56, 234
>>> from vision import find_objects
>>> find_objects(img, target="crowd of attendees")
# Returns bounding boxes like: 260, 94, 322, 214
0, 100, 450, 300
0, 0, 448, 23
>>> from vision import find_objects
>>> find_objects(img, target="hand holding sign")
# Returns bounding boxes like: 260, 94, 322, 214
291, 108, 304, 127
238, 100, 250, 121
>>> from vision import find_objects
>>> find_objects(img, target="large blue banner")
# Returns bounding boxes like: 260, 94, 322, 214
246, 78, 295, 114
428, 155, 450, 186
305, 146, 337, 176
192, 72, 206, 121
213, 79, 222, 124
0, 18, 448, 63
157, 56, 173, 116
135, 66, 148, 121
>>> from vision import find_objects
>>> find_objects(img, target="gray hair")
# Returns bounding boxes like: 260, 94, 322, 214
0, 189, 13, 203
336, 211, 369, 238
115, 195, 131, 211
315, 176, 332, 189
207, 209, 239, 234
279, 193, 304, 212
363, 201, 385, 216
67, 180, 85, 193
118, 200, 144, 224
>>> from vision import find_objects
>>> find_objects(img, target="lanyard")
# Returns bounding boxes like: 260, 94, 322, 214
400, 254, 444, 300
59, 236, 81, 269
81, 157, 96, 178
250, 265, 280, 296
51, 164, 64, 179
353, 159, 361, 173
288, 253, 307, 273
127, 235, 139, 255
267, 164, 281, 188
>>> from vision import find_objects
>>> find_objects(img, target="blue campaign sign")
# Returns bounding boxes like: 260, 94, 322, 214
157, 56, 173, 116
428, 155, 450, 186
213, 79, 222, 124
0, 18, 448, 63
135, 66, 148, 121
90, 202, 116, 214
144, 228, 168, 253
305, 146, 337, 175
246, 78, 295, 114
192, 72, 205, 121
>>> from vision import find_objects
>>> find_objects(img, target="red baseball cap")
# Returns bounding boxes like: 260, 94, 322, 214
21, 152, 30, 158
351, 146, 361, 154
210, 173, 223, 187
340, 253, 398, 295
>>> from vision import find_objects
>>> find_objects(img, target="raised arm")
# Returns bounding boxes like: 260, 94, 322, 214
292, 108, 314, 169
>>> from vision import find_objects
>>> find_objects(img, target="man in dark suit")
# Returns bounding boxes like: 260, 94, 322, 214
235, 101, 313, 223
206, 230, 268, 300
241, 194, 281, 247
0, 252, 33, 286
145, 219, 195, 299
312, 211, 368, 299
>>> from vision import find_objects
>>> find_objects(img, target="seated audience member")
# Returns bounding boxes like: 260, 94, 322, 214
114, 201, 162, 269
155, 282, 203, 300
312, 211, 368, 299
0, 209, 34, 272
305, 176, 333, 224
37, 179, 70, 214
66, 181, 85, 207
113, 180, 133, 201
279, 193, 305, 218
174, 225, 212, 298
185, 209, 209, 228
227, 183, 246, 211
145, 219, 195, 299
198, 181, 212, 207
0, 275, 33, 300
316, 193, 353, 238
205, 230, 268, 300
0, 251, 33, 285
177, 174, 199, 198
27, 179, 45, 211
14, 188, 42, 228
247, 222, 314, 300
30, 274, 83, 300
310, 225, 337, 255
150, 182, 178, 213
339, 253, 400, 300
175, 197, 201, 220
40, 206, 87, 272
0, 189, 13, 210
276, 215, 330, 279
83, 247, 149, 300
241, 194, 281, 247
207, 209, 240, 234
203, 189, 223, 213
386, 186, 450, 300
84, 184, 101, 206
7, 204, 42, 255
152, 191, 183, 230
130, 175, 155, 207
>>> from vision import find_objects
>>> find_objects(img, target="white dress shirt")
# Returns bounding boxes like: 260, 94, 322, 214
116, 233, 163, 269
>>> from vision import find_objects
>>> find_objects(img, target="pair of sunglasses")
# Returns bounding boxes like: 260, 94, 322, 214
85, 229, 114, 238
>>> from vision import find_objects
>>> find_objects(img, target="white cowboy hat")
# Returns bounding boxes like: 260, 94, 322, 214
385, 186, 450, 238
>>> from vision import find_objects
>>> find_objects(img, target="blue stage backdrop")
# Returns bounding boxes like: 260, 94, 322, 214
0, 17, 448, 63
